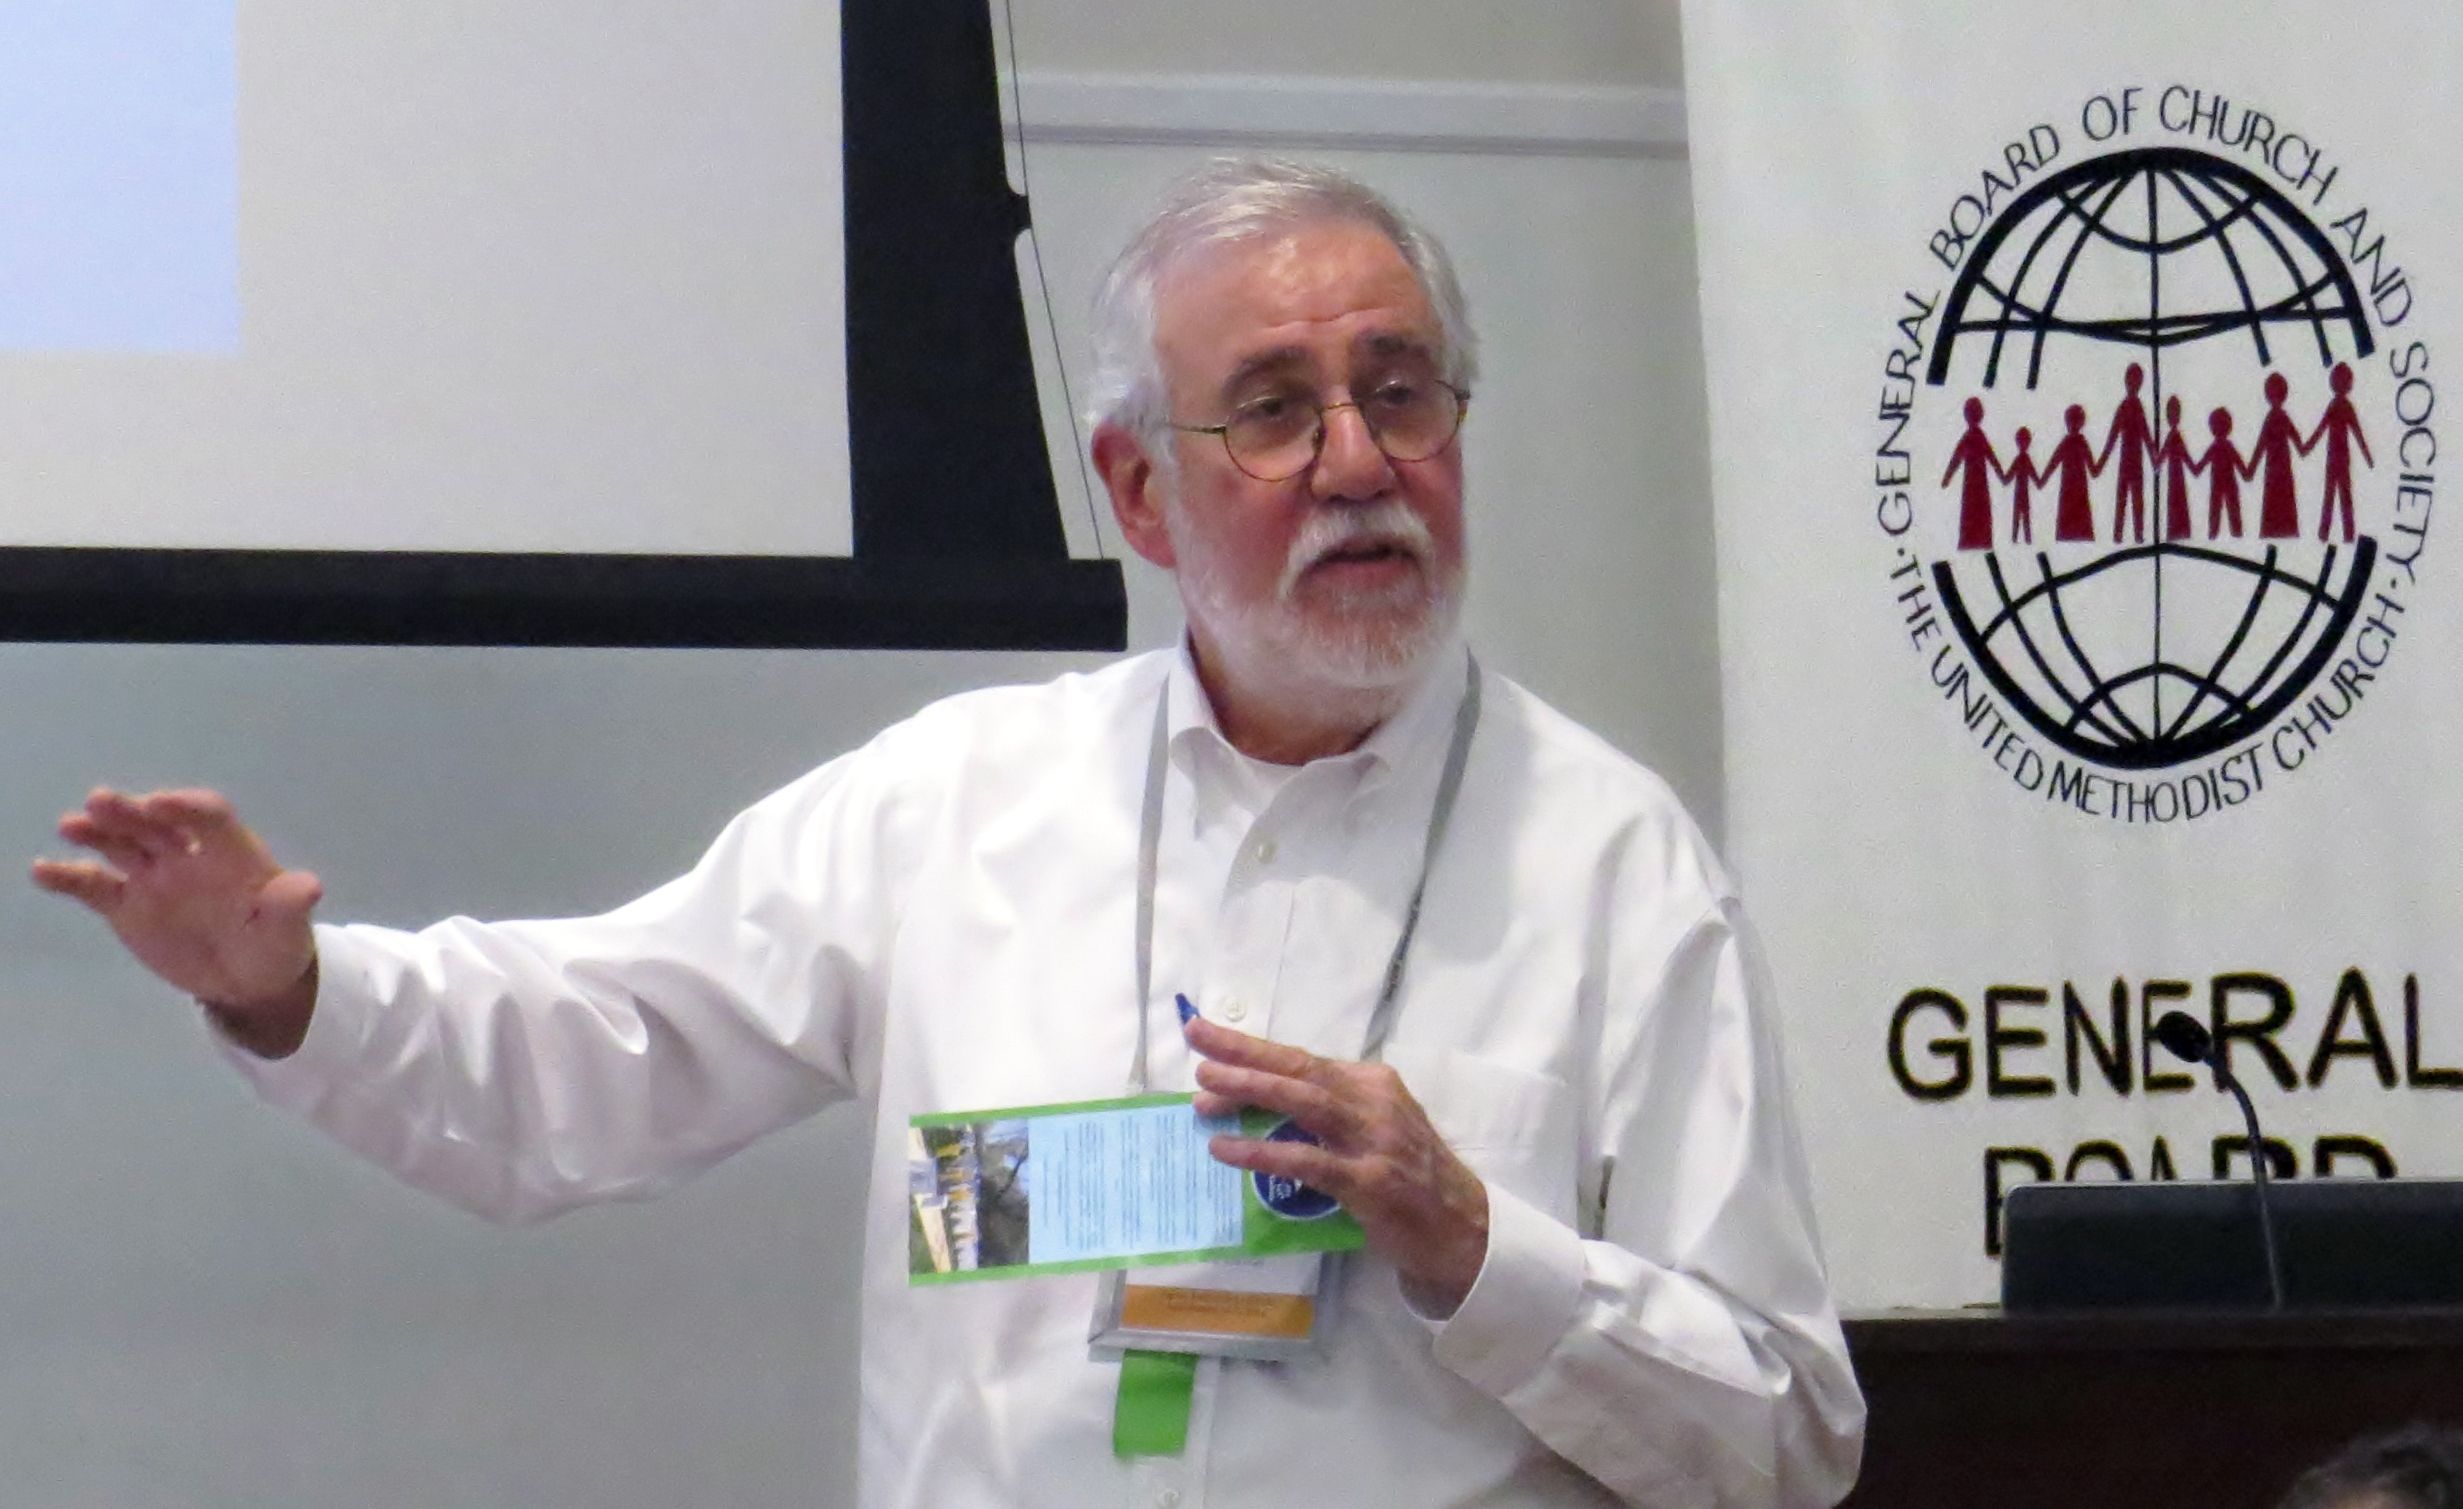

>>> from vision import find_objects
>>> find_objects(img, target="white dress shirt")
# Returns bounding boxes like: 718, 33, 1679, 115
226, 643, 1864, 1509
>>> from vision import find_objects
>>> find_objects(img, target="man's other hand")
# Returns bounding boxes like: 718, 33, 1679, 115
1187, 1015, 1490, 1317
32, 788, 321, 1058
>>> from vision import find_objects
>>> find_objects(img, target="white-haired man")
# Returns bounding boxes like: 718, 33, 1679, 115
34, 160, 1864, 1508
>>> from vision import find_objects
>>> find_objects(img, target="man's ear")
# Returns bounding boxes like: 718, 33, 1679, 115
1093, 423, 1177, 571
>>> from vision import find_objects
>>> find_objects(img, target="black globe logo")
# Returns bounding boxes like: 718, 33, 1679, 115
1921, 145, 2383, 773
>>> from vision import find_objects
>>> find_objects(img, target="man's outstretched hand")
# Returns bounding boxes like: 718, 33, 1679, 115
31, 788, 321, 1058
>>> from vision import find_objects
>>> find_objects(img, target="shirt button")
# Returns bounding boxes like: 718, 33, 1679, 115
1221, 998, 1248, 1023
1158, 1492, 1181, 1509
1253, 836, 1277, 865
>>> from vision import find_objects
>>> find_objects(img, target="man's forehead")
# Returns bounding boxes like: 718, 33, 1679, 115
1219, 330, 1434, 387
1152, 222, 1436, 382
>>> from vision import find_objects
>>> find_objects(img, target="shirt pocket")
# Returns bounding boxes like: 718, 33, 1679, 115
1383, 1044, 1578, 1223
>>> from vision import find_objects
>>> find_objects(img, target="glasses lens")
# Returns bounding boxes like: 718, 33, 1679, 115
1362, 380, 1461, 461
1224, 394, 1321, 480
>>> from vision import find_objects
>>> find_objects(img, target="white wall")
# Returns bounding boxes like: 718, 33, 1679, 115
0, 7, 1717, 1505
1011, 0, 1682, 87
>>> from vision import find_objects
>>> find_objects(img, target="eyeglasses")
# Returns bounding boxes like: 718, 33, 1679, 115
1172, 378, 1469, 482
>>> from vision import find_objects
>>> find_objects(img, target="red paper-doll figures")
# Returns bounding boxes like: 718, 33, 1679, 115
1998, 426, 2040, 545
1942, 396, 2001, 550
2099, 363, 2155, 544
2048, 404, 2101, 542
2306, 360, 2375, 543
2156, 395, 2198, 541
2195, 406, 2248, 539
2252, 371, 2304, 539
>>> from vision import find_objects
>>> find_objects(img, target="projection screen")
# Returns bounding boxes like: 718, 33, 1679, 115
0, 0, 1123, 649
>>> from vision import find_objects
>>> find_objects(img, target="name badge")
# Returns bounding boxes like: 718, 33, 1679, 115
1090, 1252, 1336, 1363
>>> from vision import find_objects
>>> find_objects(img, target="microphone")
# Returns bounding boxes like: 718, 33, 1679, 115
2151, 1010, 2287, 1311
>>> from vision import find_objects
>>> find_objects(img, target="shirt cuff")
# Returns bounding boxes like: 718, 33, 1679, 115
1425, 1179, 1588, 1400
210, 922, 382, 1114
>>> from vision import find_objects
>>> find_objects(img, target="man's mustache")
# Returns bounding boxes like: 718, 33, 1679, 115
1278, 504, 1435, 598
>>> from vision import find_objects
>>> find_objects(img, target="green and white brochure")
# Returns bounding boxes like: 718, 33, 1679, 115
906, 1093, 1364, 1284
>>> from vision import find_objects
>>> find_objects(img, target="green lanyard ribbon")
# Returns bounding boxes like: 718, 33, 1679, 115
1112, 1349, 1199, 1458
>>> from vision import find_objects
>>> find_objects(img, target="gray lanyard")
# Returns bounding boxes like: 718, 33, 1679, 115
1128, 656, 1483, 1092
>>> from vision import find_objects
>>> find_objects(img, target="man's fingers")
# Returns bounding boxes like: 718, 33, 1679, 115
30, 858, 128, 913
141, 789, 236, 823
1208, 1133, 1353, 1201
81, 790, 187, 863
57, 816, 156, 876
1184, 1015, 1329, 1080
141, 790, 247, 851
256, 869, 325, 925
1192, 1059, 1362, 1143
1192, 1089, 1244, 1120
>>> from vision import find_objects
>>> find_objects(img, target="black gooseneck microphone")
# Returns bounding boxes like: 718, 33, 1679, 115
2151, 1010, 2287, 1311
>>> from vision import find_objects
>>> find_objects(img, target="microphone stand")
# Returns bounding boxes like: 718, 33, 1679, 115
2153, 1010, 2286, 1312
2215, 1064, 2287, 1313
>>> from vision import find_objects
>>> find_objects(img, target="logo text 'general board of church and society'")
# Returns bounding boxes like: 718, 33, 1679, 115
1875, 87, 2434, 823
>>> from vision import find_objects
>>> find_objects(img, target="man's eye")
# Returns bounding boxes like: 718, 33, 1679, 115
1368, 380, 1426, 412
1231, 393, 1319, 438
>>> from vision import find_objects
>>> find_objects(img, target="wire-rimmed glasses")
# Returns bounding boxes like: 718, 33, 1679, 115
1172, 377, 1469, 482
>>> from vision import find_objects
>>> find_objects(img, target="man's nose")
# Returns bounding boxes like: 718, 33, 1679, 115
1309, 401, 1397, 500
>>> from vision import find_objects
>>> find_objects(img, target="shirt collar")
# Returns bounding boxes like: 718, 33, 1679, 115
1163, 633, 1469, 794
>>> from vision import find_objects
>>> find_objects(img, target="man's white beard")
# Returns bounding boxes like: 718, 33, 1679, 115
1170, 498, 1463, 723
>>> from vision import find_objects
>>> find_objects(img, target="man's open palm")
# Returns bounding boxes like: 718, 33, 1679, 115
32, 789, 320, 1024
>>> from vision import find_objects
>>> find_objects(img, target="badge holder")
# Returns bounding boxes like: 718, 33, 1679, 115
1096, 1253, 1338, 1459
1089, 1252, 1336, 1363
1092, 1146, 1347, 1460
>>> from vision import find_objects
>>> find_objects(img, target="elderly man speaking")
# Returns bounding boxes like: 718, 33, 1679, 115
34, 160, 1863, 1509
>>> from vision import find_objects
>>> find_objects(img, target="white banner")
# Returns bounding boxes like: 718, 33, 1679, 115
1682, 0, 2463, 1306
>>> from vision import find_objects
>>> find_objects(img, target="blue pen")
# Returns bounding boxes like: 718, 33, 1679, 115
1175, 993, 1199, 1029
